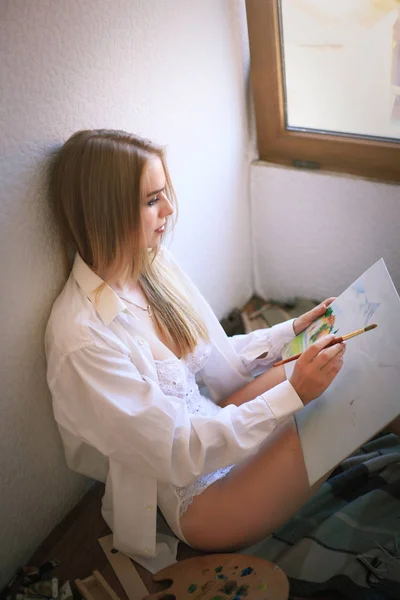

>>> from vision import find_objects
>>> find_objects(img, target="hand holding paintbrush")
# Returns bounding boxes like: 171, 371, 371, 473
274, 324, 378, 368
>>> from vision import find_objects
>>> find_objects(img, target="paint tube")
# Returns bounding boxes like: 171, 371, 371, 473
5, 573, 19, 589
16, 594, 48, 600
22, 559, 60, 585
21, 568, 39, 586
59, 581, 73, 600
21, 578, 59, 598
36, 560, 60, 578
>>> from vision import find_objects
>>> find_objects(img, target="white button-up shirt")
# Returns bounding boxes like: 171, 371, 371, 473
45, 250, 303, 567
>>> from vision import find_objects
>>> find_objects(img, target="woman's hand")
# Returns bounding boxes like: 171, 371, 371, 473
290, 334, 345, 405
293, 298, 335, 336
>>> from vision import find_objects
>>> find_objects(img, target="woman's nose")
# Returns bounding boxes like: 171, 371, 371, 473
160, 195, 174, 217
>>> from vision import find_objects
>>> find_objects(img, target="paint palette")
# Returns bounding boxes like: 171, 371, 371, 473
143, 553, 289, 600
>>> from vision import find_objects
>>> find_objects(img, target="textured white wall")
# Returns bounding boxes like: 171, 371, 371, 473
0, 0, 251, 588
251, 163, 400, 302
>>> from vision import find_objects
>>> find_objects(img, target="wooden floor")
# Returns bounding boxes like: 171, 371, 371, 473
2, 483, 342, 600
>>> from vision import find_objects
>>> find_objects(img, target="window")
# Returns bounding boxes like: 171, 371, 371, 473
246, 0, 400, 183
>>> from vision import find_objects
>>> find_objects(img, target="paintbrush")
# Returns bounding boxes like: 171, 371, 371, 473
273, 323, 378, 367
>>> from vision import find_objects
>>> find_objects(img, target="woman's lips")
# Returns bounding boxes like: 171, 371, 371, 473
155, 225, 165, 233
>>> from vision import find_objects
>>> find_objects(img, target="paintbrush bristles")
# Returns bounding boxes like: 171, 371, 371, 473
341, 324, 378, 341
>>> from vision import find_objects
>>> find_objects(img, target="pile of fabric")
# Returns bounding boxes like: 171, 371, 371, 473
244, 434, 400, 600
220, 295, 318, 336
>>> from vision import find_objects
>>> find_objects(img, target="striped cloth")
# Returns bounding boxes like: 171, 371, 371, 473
243, 434, 400, 600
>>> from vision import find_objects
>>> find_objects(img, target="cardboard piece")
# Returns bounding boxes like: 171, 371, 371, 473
98, 535, 149, 600
75, 571, 120, 600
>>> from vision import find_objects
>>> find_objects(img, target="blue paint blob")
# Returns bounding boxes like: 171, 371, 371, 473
240, 567, 254, 577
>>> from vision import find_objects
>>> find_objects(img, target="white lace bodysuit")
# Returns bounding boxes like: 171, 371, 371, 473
155, 342, 234, 542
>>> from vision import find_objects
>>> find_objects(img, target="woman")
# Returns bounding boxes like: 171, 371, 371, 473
45, 129, 345, 564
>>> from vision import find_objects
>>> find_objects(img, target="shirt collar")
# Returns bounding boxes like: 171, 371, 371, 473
72, 253, 129, 325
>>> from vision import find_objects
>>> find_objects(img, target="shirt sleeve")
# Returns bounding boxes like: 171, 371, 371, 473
51, 341, 303, 488
229, 319, 296, 375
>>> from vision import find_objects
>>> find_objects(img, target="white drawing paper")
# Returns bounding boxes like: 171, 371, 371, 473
283, 259, 400, 485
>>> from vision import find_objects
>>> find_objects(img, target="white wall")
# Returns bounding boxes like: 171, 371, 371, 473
0, 0, 251, 588
251, 163, 400, 302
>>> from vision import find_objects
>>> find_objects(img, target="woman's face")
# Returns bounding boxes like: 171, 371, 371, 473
141, 156, 174, 248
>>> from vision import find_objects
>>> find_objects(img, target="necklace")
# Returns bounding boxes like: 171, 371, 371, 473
116, 285, 153, 318
127, 300, 153, 318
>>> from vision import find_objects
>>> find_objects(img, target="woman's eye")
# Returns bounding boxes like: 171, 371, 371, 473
147, 196, 159, 207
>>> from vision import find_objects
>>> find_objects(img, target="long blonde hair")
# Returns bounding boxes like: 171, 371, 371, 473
50, 129, 209, 356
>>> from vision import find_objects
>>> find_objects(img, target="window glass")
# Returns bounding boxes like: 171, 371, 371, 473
280, 0, 400, 141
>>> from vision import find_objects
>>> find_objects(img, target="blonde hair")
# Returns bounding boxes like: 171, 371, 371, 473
50, 129, 209, 356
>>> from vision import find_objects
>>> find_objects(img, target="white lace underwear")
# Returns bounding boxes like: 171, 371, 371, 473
155, 342, 234, 517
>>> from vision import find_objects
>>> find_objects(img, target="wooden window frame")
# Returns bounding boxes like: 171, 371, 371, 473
245, 0, 400, 184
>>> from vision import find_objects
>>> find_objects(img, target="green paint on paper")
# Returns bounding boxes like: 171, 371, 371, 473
188, 583, 197, 593
258, 582, 267, 590
215, 566, 223, 573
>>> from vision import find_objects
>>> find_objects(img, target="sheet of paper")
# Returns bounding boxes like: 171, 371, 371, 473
283, 258, 400, 485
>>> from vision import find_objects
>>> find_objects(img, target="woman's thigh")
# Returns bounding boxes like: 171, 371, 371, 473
180, 417, 328, 552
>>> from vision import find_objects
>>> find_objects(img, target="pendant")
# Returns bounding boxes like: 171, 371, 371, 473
146, 305, 153, 318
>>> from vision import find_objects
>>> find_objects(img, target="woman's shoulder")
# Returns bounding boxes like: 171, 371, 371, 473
45, 274, 97, 356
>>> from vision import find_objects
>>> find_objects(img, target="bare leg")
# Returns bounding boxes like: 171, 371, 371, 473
180, 417, 330, 551
385, 415, 400, 437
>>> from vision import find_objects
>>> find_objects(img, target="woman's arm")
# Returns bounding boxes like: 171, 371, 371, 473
229, 320, 296, 375
219, 365, 286, 408
220, 333, 345, 409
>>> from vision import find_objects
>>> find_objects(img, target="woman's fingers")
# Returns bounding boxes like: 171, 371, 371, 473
290, 335, 345, 405
322, 297, 336, 307
317, 342, 346, 371
301, 334, 337, 363
323, 355, 344, 380
314, 297, 336, 315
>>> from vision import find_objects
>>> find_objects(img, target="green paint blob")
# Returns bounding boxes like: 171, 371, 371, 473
236, 583, 250, 596
215, 566, 223, 573
258, 582, 267, 590
219, 580, 237, 594
188, 583, 197, 593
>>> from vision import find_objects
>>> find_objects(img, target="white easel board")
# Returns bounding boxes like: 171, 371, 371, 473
283, 259, 400, 485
